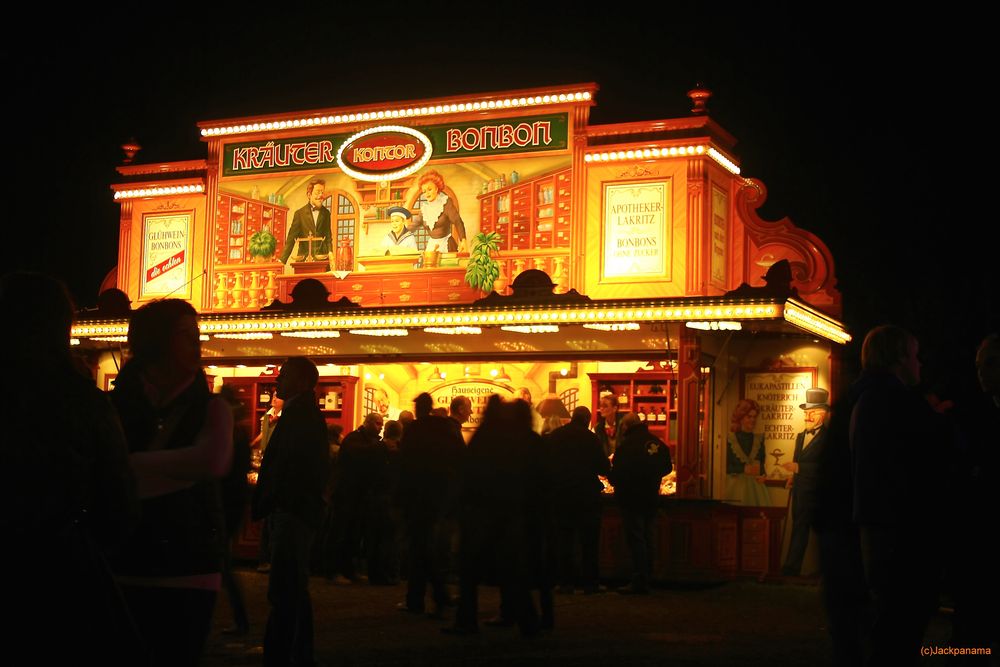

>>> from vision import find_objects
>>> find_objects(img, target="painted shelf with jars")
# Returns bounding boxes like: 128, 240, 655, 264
478, 166, 571, 251
353, 177, 417, 225
214, 190, 289, 265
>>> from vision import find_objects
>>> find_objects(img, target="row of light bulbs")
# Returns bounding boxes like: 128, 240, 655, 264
113, 184, 204, 200
584, 145, 741, 176
74, 305, 781, 339
201, 91, 594, 137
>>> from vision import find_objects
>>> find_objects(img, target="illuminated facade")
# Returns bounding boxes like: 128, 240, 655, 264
79, 84, 849, 578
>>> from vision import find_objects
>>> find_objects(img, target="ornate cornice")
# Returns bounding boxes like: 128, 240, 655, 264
736, 179, 841, 314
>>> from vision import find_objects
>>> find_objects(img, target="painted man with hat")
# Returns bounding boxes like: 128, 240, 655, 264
382, 206, 418, 252
780, 387, 830, 576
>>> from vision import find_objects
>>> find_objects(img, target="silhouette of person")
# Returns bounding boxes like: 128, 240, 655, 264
947, 333, 999, 654
610, 412, 672, 594
850, 325, 945, 665
109, 298, 233, 666
545, 406, 610, 594
445, 395, 544, 636
252, 357, 330, 667
396, 393, 465, 618
4, 271, 141, 664
217, 385, 252, 635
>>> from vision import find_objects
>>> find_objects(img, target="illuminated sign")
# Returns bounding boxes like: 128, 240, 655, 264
337, 126, 431, 182
221, 114, 569, 176
428, 380, 515, 431
435, 114, 568, 157
141, 211, 193, 299
601, 180, 671, 282
741, 368, 817, 479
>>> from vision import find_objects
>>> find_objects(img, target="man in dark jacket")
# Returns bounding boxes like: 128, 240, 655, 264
849, 325, 943, 665
545, 406, 610, 594
396, 393, 465, 616
253, 357, 329, 667
609, 413, 671, 594
330, 413, 384, 583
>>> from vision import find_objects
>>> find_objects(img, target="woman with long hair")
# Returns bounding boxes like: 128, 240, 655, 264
109, 299, 233, 666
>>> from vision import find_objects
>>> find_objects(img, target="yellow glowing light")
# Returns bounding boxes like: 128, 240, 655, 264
685, 321, 742, 331
582, 322, 641, 332
348, 329, 408, 337
784, 301, 851, 344
113, 183, 204, 200
423, 326, 483, 335
279, 331, 341, 338
500, 325, 559, 334
199, 87, 595, 137
707, 147, 741, 175
213, 332, 274, 340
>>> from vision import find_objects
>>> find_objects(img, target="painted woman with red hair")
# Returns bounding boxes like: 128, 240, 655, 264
725, 399, 770, 506
412, 169, 468, 253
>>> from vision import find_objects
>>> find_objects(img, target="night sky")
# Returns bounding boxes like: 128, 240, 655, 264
7, 7, 995, 396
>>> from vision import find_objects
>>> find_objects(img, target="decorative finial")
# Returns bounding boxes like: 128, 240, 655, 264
121, 138, 142, 164
687, 84, 712, 115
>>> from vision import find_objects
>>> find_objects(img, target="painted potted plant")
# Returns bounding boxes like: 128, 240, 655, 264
464, 231, 501, 294
248, 227, 277, 262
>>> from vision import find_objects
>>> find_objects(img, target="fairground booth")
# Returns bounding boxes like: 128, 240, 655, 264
74, 83, 850, 581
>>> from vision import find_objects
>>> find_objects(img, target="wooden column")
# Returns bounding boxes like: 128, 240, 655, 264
675, 326, 703, 498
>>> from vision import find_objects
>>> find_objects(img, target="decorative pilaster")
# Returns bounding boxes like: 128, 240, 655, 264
686, 159, 706, 295
117, 201, 133, 293
569, 104, 590, 291
203, 140, 221, 310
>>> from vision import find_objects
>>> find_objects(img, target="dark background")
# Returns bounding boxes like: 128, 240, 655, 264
6, 7, 995, 397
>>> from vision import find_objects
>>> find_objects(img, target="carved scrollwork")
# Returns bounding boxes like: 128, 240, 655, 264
616, 165, 656, 179
735, 178, 840, 314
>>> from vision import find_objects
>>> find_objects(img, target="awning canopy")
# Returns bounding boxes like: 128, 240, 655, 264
72, 296, 849, 364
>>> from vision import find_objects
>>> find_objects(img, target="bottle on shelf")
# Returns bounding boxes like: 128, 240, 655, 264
617, 391, 629, 407
638, 406, 647, 422
656, 407, 667, 422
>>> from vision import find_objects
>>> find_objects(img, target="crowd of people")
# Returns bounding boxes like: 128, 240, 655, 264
5, 269, 997, 665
